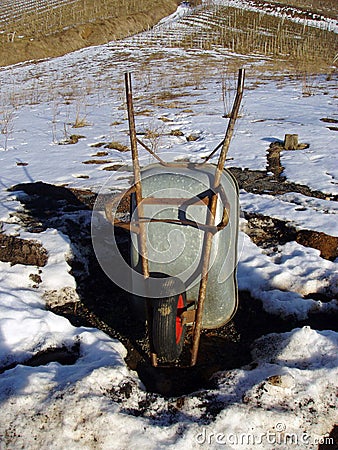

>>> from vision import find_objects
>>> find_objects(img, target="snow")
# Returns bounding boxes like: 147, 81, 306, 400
1, 326, 337, 448
209, 0, 338, 33
155, 2, 192, 27
240, 191, 338, 236
237, 233, 338, 320
0, 2, 337, 449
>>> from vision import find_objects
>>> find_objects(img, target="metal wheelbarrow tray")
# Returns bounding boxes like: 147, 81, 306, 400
130, 162, 239, 329
104, 70, 245, 367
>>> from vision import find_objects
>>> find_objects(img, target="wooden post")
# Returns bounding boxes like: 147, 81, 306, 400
125, 73, 158, 367
190, 68, 245, 367
284, 134, 298, 150
125, 72, 149, 281
267, 144, 284, 177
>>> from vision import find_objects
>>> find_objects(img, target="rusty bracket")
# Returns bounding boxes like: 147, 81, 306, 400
181, 309, 196, 325
105, 187, 230, 234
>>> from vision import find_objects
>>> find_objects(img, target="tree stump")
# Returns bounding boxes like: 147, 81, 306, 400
284, 134, 299, 150
267, 143, 284, 177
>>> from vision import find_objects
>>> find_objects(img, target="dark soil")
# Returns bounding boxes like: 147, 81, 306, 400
228, 166, 338, 201
7, 171, 338, 399
244, 213, 338, 261
318, 425, 338, 450
0, 342, 80, 375
0, 233, 48, 266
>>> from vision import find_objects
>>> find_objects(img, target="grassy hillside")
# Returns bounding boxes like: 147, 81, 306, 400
0, 0, 180, 66
0, 0, 336, 68
169, 2, 337, 71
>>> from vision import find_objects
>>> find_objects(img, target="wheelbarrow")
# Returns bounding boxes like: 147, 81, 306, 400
104, 70, 245, 367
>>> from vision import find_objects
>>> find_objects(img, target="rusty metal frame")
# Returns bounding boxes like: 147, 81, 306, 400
190, 68, 245, 365
108, 194, 230, 234
107, 70, 245, 367
106, 183, 231, 234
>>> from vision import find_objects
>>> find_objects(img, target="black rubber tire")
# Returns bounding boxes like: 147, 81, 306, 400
152, 288, 187, 363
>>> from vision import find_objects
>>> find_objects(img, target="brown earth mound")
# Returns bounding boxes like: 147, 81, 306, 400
0, 0, 179, 66
0, 233, 48, 266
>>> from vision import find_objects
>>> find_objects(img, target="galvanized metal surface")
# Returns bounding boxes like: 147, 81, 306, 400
130, 163, 239, 330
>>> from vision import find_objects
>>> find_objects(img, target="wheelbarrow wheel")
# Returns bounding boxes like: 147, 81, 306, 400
152, 286, 187, 363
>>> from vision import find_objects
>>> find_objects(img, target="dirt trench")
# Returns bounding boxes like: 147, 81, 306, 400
5, 169, 337, 397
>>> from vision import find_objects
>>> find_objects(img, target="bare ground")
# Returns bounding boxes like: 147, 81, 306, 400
4, 160, 338, 397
